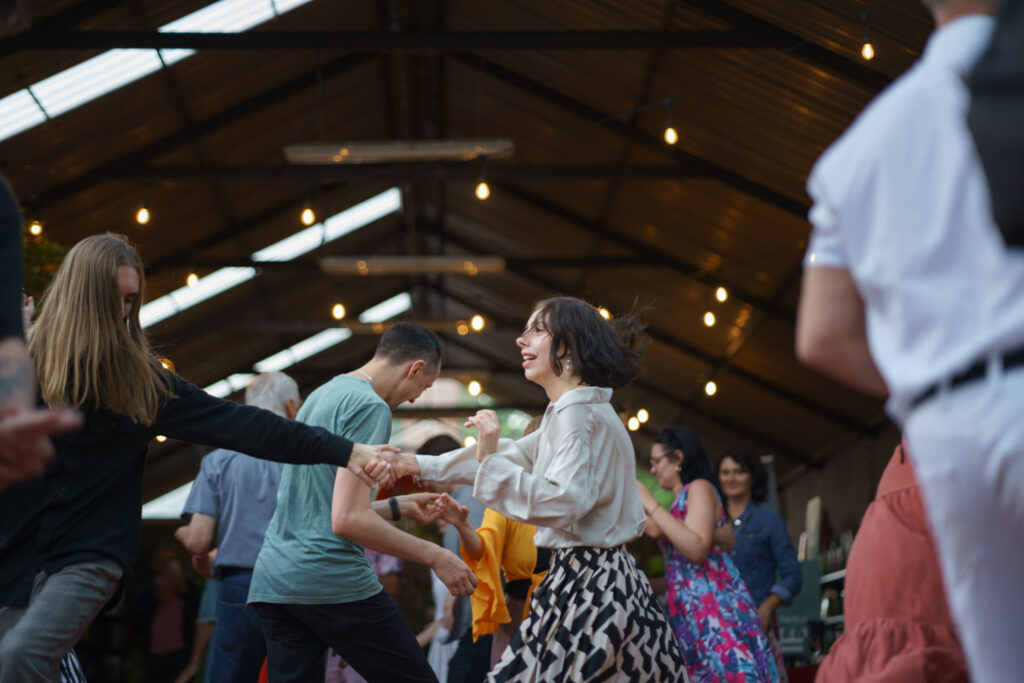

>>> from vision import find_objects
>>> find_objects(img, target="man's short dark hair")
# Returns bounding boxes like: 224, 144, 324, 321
375, 322, 441, 368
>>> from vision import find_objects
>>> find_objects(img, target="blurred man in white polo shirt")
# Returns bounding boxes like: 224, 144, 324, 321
796, 1, 1021, 680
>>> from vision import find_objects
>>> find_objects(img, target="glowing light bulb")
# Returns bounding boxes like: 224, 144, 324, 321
301, 207, 315, 226
159, 358, 174, 371
628, 417, 640, 431
470, 315, 485, 332
332, 303, 346, 320
475, 181, 490, 200
136, 207, 150, 224
28, 220, 42, 236
468, 380, 482, 397
637, 408, 649, 424
703, 311, 716, 327
456, 322, 470, 336
664, 126, 678, 145
187, 273, 198, 287
155, 435, 167, 442
704, 381, 717, 396
464, 435, 477, 447
861, 41, 875, 60
715, 286, 728, 302
597, 307, 611, 320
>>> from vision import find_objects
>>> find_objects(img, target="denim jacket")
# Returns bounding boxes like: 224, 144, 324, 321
730, 502, 802, 607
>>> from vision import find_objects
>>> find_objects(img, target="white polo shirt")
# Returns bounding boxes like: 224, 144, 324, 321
804, 14, 1024, 421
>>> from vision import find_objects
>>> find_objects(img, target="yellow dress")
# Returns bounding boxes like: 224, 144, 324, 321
461, 508, 547, 641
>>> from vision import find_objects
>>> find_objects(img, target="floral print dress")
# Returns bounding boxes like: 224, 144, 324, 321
659, 484, 780, 682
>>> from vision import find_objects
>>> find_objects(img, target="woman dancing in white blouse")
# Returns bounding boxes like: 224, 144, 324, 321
397, 297, 687, 682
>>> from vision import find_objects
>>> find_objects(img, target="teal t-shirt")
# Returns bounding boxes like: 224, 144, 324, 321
247, 376, 392, 604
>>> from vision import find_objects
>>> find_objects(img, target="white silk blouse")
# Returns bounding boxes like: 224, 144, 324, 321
416, 387, 646, 549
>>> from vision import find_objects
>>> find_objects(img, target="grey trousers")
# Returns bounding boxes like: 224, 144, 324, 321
0, 558, 122, 683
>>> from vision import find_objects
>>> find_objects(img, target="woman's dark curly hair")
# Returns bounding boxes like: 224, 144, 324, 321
531, 297, 646, 389
718, 444, 769, 503
655, 426, 716, 488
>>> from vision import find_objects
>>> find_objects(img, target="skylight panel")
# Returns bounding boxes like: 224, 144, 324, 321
32, 50, 163, 118
0, 0, 318, 143
0, 90, 47, 141
204, 373, 255, 398
358, 292, 412, 323
141, 481, 192, 519
141, 267, 256, 328
252, 188, 402, 262
139, 188, 401, 328
254, 328, 353, 373
160, 0, 277, 34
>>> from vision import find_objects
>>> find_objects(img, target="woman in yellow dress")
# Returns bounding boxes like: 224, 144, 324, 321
440, 416, 550, 667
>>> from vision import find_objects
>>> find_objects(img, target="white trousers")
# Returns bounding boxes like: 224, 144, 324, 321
905, 363, 1024, 683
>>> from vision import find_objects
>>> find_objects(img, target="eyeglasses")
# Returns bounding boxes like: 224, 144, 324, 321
650, 453, 669, 465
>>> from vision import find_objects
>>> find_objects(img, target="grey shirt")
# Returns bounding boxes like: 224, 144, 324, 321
182, 449, 283, 571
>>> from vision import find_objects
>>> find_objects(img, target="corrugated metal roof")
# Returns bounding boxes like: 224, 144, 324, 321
0, 0, 930, 498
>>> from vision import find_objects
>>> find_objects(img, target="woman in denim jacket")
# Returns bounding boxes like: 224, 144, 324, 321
719, 445, 802, 681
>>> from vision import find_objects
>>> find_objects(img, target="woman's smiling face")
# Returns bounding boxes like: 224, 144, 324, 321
516, 309, 555, 386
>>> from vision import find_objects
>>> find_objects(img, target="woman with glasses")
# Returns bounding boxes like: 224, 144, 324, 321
638, 426, 777, 683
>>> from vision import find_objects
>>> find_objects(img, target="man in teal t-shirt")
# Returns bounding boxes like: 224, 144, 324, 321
249, 323, 477, 682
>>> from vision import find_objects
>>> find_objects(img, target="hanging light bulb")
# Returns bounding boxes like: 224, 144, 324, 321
663, 99, 678, 145
715, 286, 728, 303
301, 207, 315, 226
186, 272, 198, 287
597, 307, 611, 320
703, 311, 716, 327
475, 156, 490, 200
636, 408, 649, 424
627, 417, 641, 432
470, 315, 485, 332
332, 303, 346, 320
155, 435, 167, 443
456, 321, 470, 336
159, 358, 174, 371
860, 14, 875, 61
468, 380, 482, 397
704, 380, 717, 397
28, 219, 42, 236
464, 435, 477, 447
136, 186, 151, 225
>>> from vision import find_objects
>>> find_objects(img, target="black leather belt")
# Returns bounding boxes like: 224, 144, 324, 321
910, 345, 1024, 410
504, 548, 553, 600
215, 565, 253, 579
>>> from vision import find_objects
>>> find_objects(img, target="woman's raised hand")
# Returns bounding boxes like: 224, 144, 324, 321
465, 409, 500, 463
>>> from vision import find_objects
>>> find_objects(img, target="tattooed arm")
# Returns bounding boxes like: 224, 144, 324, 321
0, 330, 81, 492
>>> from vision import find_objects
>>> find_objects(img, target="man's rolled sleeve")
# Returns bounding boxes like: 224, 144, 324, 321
804, 174, 850, 270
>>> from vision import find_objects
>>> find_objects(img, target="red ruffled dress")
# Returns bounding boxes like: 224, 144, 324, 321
815, 445, 967, 682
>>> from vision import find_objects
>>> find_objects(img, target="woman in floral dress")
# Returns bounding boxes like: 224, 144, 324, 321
638, 426, 778, 682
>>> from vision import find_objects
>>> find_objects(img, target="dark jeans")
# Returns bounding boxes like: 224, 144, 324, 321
253, 590, 437, 683
207, 572, 266, 683
446, 629, 493, 683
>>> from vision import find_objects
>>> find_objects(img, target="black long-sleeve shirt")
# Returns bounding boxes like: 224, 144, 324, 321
0, 373, 356, 608
0, 177, 24, 340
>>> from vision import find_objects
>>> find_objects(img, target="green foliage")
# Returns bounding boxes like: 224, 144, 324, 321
22, 232, 67, 299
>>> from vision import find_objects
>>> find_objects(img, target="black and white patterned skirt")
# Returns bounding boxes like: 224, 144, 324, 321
488, 545, 688, 682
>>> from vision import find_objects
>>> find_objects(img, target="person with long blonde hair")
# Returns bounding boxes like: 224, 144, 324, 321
0, 233, 395, 683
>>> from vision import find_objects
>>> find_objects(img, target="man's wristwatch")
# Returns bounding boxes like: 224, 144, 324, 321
389, 496, 401, 521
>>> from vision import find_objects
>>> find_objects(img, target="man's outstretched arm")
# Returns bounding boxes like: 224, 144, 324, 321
331, 468, 477, 597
